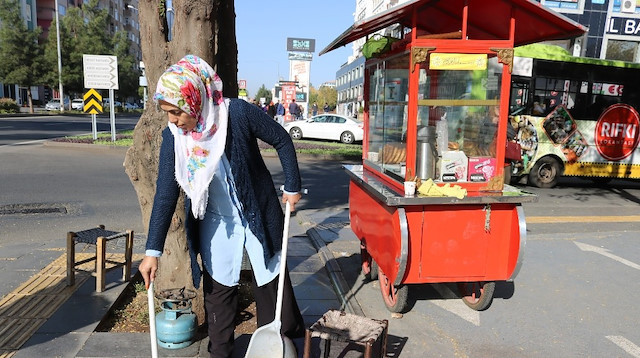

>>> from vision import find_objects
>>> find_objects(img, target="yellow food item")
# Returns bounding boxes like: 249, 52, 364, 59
417, 179, 467, 199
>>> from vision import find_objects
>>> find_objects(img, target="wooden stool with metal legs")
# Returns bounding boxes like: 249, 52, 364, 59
303, 309, 389, 358
66, 225, 134, 292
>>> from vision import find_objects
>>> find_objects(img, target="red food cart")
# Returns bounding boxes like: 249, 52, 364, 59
320, 0, 585, 312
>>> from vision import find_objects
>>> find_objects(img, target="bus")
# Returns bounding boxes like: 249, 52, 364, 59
507, 44, 640, 188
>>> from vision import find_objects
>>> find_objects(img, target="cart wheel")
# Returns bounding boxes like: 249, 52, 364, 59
360, 245, 378, 281
378, 266, 410, 313
457, 281, 495, 311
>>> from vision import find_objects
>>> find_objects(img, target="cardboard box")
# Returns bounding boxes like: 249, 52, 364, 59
440, 151, 468, 182
468, 157, 496, 182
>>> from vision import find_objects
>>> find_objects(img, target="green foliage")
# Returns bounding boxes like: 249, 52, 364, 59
42, 0, 139, 100
316, 86, 337, 110
0, 0, 45, 89
0, 98, 20, 113
255, 85, 272, 103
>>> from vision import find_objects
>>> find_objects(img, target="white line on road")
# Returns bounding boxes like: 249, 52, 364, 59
606, 336, 640, 358
431, 284, 480, 326
575, 242, 640, 271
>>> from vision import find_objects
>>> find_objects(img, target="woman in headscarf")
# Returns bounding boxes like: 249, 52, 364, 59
139, 55, 305, 358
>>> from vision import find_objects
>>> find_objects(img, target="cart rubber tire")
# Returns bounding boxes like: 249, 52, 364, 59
340, 131, 355, 144
458, 281, 495, 311
289, 127, 303, 140
378, 266, 410, 313
528, 156, 561, 188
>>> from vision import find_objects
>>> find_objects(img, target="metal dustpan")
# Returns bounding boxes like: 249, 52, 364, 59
244, 201, 296, 358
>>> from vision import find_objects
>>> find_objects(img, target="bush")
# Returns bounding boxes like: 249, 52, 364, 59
0, 98, 20, 113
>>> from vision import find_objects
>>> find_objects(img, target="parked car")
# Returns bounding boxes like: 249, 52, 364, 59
71, 99, 84, 111
103, 99, 122, 108
283, 114, 364, 144
45, 98, 70, 111
124, 102, 140, 110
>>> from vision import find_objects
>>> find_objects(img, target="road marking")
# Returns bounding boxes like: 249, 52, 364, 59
527, 215, 640, 223
431, 284, 480, 326
575, 242, 640, 271
606, 336, 640, 358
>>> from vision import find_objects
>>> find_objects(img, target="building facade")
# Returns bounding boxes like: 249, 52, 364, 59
539, 0, 640, 63
1, 0, 141, 105
336, 55, 365, 118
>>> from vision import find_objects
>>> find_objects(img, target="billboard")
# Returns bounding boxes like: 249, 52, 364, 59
287, 37, 316, 52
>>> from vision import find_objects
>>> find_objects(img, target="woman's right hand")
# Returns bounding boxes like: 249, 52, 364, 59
139, 256, 158, 289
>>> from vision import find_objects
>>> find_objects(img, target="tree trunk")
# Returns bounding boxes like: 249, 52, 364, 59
27, 87, 34, 114
123, 0, 237, 324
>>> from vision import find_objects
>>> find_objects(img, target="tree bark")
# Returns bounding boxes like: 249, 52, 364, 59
123, 0, 237, 324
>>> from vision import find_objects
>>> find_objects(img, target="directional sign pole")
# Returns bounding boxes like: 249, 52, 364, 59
109, 88, 116, 142
92, 113, 97, 140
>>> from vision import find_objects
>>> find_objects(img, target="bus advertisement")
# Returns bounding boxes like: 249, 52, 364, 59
507, 44, 640, 188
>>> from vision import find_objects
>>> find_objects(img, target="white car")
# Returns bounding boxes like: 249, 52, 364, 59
71, 99, 84, 110
283, 114, 364, 144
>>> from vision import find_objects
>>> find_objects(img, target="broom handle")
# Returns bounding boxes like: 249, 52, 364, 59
274, 201, 291, 323
148, 281, 158, 358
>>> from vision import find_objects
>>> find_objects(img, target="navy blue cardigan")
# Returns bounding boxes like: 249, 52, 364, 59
146, 98, 301, 286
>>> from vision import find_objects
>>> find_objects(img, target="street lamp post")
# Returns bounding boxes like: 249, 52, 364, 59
54, 0, 64, 112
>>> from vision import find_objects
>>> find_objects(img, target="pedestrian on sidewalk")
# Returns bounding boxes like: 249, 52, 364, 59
139, 55, 305, 358
289, 99, 300, 120
275, 99, 285, 126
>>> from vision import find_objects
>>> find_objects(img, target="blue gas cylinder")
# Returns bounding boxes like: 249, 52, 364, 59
155, 300, 197, 349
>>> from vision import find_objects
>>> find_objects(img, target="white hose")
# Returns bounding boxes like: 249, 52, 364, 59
148, 281, 158, 358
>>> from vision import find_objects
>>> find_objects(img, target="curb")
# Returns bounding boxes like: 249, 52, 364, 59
307, 227, 365, 317
43, 140, 130, 151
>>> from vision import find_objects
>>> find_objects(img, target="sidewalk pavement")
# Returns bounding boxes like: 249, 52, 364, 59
4, 206, 367, 358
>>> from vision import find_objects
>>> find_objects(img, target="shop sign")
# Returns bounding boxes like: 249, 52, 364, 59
607, 17, 640, 35
429, 53, 487, 70
288, 52, 313, 61
595, 103, 640, 161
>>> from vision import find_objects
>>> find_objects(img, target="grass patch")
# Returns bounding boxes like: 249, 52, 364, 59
259, 139, 362, 157
54, 133, 362, 158
53, 130, 134, 147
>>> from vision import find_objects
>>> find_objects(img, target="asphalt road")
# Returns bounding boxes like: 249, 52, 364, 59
0, 113, 139, 146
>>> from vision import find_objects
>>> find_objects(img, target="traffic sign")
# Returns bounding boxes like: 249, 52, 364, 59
83, 54, 119, 90
83, 89, 103, 114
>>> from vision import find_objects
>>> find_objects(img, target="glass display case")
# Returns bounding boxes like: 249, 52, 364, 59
364, 50, 506, 190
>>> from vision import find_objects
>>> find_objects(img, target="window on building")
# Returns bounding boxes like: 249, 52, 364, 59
605, 39, 640, 62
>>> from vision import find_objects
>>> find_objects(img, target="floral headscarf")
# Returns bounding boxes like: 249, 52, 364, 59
154, 55, 229, 219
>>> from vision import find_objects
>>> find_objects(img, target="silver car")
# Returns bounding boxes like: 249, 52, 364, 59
45, 98, 69, 111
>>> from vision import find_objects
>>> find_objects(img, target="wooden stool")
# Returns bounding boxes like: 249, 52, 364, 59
66, 225, 134, 292
303, 310, 388, 358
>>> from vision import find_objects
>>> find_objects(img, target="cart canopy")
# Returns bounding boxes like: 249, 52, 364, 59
320, 0, 586, 55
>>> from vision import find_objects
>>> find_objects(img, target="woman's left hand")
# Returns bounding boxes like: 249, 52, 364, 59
282, 192, 302, 212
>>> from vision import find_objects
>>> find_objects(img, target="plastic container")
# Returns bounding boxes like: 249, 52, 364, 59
435, 116, 448, 155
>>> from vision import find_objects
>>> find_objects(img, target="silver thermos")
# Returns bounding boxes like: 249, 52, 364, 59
416, 126, 437, 180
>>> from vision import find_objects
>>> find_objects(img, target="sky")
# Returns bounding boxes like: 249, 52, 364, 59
234, 1, 356, 98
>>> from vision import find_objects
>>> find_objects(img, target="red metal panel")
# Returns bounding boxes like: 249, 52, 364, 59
349, 181, 403, 284
407, 203, 521, 283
